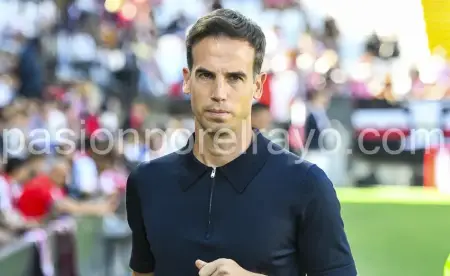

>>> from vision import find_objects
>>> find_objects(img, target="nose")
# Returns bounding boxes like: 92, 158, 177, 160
211, 77, 228, 102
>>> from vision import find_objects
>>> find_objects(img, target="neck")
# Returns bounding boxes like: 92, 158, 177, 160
193, 120, 253, 167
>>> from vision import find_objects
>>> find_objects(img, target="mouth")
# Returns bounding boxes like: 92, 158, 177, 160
205, 109, 230, 115
205, 109, 231, 119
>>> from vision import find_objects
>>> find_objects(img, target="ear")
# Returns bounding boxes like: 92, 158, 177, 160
182, 67, 191, 94
253, 72, 267, 100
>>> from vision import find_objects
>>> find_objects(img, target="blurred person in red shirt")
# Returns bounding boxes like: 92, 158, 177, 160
17, 158, 117, 222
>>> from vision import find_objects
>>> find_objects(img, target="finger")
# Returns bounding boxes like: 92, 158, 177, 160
195, 259, 207, 269
211, 267, 228, 276
198, 261, 219, 276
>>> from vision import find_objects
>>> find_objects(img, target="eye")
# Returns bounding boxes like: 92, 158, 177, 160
198, 72, 214, 80
228, 75, 243, 83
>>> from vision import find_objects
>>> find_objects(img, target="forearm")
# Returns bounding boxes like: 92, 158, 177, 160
56, 199, 102, 215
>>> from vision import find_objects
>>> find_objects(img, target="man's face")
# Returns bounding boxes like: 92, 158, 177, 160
52, 163, 70, 187
183, 36, 266, 133
31, 158, 46, 175
16, 166, 30, 183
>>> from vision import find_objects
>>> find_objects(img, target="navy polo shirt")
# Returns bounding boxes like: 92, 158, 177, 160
126, 130, 356, 276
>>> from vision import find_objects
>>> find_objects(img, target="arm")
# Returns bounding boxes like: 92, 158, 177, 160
54, 197, 114, 216
0, 210, 40, 230
297, 165, 357, 276
126, 168, 155, 274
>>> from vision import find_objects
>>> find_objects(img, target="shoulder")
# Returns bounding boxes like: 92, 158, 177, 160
21, 177, 52, 197
132, 151, 181, 174
265, 141, 332, 194
265, 141, 314, 175
127, 151, 182, 187
265, 145, 339, 217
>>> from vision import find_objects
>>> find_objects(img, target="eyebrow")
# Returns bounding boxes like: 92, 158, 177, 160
194, 67, 248, 80
226, 71, 247, 80
195, 67, 214, 76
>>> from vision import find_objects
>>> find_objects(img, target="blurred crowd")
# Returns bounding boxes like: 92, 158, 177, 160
0, 0, 449, 248
0, 0, 178, 247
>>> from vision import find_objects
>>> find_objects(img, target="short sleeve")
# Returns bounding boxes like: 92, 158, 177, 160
126, 168, 155, 273
297, 165, 357, 276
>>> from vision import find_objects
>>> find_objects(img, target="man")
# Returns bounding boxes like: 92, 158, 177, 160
251, 102, 272, 131
17, 158, 116, 221
304, 89, 331, 151
304, 90, 332, 176
126, 9, 356, 276
70, 138, 99, 199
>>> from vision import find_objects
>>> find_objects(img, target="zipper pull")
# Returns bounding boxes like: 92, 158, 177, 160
210, 167, 216, 178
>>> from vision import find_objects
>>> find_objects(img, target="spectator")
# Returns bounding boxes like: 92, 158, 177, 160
70, 138, 100, 199
17, 36, 44, 99
304, 90, 331, 151
96, 148, 129, 221
304, 90, 332, 174
98, 155, 127, 198
122, 130, 151, 164
148, 128, 168, 160
17, 158, 116, 222
251, 102, 272, 131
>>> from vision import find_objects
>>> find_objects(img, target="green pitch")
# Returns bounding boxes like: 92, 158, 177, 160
337, 187, 450, 276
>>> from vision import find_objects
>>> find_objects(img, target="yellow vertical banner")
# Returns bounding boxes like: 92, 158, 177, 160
421, 0, 450, 55
445, 254, 450, 276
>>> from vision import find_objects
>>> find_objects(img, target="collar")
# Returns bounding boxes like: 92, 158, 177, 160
178, 129, 270, 193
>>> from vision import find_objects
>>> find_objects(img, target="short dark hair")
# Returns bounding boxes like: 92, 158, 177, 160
186, 9, 266, 76
252, 102, 270, 114
27, 152, 46, 163
5, 158, 27, 175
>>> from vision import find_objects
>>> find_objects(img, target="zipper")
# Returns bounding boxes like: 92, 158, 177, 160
205, 167, 216, 239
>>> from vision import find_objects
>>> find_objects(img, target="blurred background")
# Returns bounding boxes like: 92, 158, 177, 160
0, 0, 449, 275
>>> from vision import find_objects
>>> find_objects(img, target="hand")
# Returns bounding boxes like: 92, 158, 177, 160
96, 199, 117, 215
195, 259, 262, 276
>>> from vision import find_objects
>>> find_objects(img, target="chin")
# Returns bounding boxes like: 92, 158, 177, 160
199, 120, 233, 134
